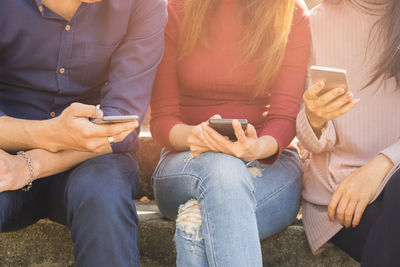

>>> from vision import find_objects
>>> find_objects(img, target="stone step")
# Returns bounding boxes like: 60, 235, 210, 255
0, 201, 358, 267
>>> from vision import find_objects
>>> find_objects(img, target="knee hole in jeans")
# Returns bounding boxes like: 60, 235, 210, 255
176, 199, 203, 241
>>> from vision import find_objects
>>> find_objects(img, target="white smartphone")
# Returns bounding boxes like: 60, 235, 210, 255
92, 115, 139, 124
310, 66, 349, 95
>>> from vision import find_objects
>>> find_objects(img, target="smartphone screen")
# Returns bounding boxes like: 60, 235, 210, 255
208, 119, 248, 141
92, 115, 139, 124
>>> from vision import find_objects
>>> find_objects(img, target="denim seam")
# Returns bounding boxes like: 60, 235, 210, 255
152, 173, 206, 193
198, 190, 218, 267
255, 178, 297, 209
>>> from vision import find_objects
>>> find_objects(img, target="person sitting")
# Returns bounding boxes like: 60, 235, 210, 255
150, 0, 310, 265
0, 0, 166, 266
297, 0, 400, 265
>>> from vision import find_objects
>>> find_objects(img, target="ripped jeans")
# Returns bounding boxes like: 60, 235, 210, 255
152, 149, 302, 267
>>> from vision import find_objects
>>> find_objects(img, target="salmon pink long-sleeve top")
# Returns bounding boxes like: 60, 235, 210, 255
150, 0, 310, 163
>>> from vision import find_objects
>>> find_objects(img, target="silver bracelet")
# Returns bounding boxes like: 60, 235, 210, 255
17, 151, 35, 192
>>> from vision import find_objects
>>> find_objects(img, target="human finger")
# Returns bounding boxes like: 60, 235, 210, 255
201, 122, 231, 147
245, 123, 257, 139
187, 134, 209, 150
303, 81, 325, 101
206, 114, 222, 126
232, 120, 247, 144
201, 123, 229, 152
209, 114, 222, 120
112, 128, 136, 143
324, 91, 353, 112
67, 102, 103, 119
343, 198, 358, 228
328, 190, 342, 221
91, 121, 138, 138
335, 193, 351, 225
317, 87, 347, 106
336, 98, 360, 117
352, 199, 369, 228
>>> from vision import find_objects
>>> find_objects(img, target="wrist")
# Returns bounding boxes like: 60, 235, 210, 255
305, 109, 326, 131
256, 135, 278, 160
34, 118, 60, 152
375, 154, 394, 174
16, 151, 36, 191
26, 150, 42, 179
15, 154, 31, 185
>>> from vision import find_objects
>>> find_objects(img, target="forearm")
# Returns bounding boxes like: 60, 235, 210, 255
0, 116, 54, 152
255, 135, 279, 160
28, 147, 111, 180
169, 124, 194, 151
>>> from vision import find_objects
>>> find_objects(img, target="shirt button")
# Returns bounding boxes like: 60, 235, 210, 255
38, 5, 43, 12
50, 112, 56, 117
65, 25, 71, 31
59, 67, 65, 74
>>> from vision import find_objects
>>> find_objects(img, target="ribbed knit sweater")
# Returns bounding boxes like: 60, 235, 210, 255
296, 0, 400, 254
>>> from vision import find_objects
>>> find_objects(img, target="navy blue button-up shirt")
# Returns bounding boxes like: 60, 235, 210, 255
0, 0, 167, 153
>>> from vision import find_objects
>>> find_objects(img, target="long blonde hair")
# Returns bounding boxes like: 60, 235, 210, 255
178, 0, 296, 97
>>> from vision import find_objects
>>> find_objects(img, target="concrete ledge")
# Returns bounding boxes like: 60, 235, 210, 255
0, 201, 359, 267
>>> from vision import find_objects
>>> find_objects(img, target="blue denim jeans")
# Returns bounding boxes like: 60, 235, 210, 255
152, 149, 302, 267
0, 153, 140, 267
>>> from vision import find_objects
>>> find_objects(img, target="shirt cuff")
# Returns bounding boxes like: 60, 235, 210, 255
0, 108, 7, 116
296, 108, 336, 154
380, 140, 400, 167
258, 120, 295, 165
150, 118, 183, 151
101, 106, 140, 153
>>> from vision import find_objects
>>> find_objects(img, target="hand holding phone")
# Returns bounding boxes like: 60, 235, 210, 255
208, 119, 248, 141
304, 66, 359, 133
310, 66, 349, 96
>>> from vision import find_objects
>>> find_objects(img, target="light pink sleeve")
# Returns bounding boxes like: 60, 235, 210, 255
296, 108, 337, 154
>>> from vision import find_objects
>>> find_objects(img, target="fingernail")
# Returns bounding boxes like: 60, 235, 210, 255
352, 223, 357, 228
318, 81, 324, 87
352, 98, 360, 105
337, 88, 345, 94
345, 92, 353, 99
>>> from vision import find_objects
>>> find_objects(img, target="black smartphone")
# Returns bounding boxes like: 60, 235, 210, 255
91, 115, 139, 124
208, 119, 248, 141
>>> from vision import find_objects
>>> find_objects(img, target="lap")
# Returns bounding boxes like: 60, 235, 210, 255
331, 168, 400, 262
153, 149, 302, 232
0, 152, 139, 231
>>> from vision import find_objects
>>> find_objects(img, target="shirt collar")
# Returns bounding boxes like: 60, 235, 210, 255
33, 0, 44, 14
32, 0, 89, 21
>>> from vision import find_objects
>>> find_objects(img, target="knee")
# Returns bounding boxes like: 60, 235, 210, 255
176, 199, 203, 241
194, 153, 253, 192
